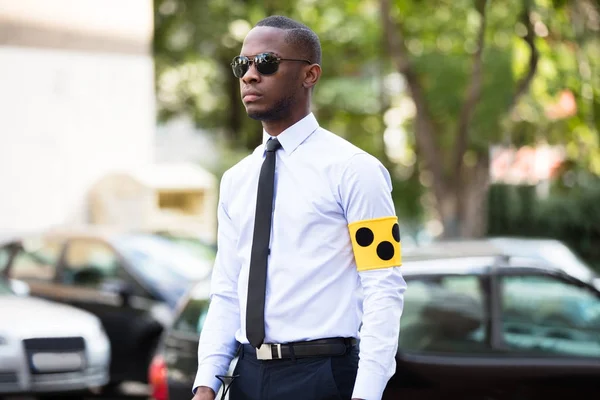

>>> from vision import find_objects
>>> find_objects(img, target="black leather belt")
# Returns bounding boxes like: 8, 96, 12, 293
245, 337, 357, 360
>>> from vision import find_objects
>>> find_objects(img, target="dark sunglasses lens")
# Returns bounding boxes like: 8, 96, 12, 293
255, 53, 279, 75
232, 64, 248, 78
231, 56, 249, 78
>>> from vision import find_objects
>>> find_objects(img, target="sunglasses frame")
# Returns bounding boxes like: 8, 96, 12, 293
230, 52, 312, 78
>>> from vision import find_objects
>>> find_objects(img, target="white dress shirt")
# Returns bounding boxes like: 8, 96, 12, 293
194, 112, 406, 400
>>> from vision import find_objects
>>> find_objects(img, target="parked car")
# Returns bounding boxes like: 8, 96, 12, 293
0, 227, 214, 389
488, 236, 599, 288
148, 279, 214, 400
151, 229, 217, 264
0, 275, 110, 398
405, 236, 599, 289
151, 247, 600, 400
149, 279, 237, 400
395, 255, 600, 397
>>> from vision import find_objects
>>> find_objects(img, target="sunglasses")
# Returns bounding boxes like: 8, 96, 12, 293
230, 52, 312, 78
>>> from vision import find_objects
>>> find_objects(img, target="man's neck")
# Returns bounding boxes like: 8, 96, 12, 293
262, 109, 311, 137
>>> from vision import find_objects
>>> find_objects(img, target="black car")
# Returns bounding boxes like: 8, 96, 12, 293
149, 280, 212, 400
0, 228, 214, 390
150, 248, 600, 400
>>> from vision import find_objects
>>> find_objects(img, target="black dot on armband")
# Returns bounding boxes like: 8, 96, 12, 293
392, 223, 400, 243
377, 241, 395, 261
355, 227, 374, 247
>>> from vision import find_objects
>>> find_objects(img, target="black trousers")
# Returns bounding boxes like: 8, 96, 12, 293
227, 343, 359, 400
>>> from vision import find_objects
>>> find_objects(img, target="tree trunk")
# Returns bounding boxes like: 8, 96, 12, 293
459, 153, 491, 237
438, 201, 459, 238
435, 155, 490, 238
380, 0, 537, 239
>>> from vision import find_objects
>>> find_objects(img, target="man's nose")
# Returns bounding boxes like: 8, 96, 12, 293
241, 62, 260, 84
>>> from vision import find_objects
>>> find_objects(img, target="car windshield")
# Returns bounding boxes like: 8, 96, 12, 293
113, 234, 213, 284
172, 281, 211, 335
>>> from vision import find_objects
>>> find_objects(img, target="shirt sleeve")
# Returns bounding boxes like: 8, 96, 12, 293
192, 169, 241, 395
339, 153, 407, 400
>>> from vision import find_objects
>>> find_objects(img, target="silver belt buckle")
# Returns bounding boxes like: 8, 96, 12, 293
256, 343, 282, 360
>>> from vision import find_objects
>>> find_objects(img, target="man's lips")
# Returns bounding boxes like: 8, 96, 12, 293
243, 91, 262, 102
243, 94, 262, 102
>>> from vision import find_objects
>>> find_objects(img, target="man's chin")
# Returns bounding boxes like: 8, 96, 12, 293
247, 111, 266, 121
247, 108, 274, 121
245, 99, 289, 121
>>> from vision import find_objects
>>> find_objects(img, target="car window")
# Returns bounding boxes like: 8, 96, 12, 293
9, 238, 62, 282
172, 297, 210, 335
155, 233, 217, 262
501, 275, 600, 357
62, 240, 122, 288
399, 275, 489, 353
114, 234, 213, 283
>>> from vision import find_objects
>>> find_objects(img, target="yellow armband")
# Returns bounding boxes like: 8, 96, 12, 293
348, 216, 402, 272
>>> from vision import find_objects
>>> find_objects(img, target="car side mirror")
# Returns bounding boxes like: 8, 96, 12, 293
101, 279, 134, 306
9, 279, 30, 297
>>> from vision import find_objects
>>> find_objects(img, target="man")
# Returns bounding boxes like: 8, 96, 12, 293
192, 15, 406, 400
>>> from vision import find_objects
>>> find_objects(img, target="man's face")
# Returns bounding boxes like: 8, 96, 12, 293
237, 27, 304, 121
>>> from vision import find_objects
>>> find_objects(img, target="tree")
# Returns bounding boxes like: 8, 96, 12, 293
153, 0, 427, 229
379, 0, 600, 238
153, 0, 599, 239
379, 0, 536, 237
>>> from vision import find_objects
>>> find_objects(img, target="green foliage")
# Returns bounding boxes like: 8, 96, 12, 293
487, 178, 600, 271
506, 0, 600, 175
153, 0, 386, 150
153, 0, 600, 234
395, 0, 521, 149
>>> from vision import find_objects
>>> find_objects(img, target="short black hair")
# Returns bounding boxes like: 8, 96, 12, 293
255, 15, 322, 66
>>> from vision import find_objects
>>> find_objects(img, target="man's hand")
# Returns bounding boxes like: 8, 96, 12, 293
192, 386, 216, 400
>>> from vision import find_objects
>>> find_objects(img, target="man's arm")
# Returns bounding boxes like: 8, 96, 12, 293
339, 153, 407, 400
192, 170, 242, 397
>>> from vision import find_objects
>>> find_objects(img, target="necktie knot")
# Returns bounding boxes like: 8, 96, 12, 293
265, 138, 282, 152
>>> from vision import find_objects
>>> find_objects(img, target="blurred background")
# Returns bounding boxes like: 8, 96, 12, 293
1, 0, 599, 399
1, 0, 599, 266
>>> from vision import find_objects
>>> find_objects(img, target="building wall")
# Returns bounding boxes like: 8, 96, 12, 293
0, 0, 155, 232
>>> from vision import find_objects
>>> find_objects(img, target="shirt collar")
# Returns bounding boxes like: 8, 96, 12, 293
262, 112, 319, 155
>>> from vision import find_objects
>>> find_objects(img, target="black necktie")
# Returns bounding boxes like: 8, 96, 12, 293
246, 138, 281, 348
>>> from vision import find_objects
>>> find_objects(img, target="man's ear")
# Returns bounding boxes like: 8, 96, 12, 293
303, 64, 321, 89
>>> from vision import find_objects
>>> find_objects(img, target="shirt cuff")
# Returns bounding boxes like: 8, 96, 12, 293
192, 364, 224, 396
351, 369, 390, 400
